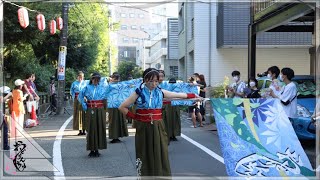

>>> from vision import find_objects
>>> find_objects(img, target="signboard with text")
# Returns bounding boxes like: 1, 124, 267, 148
57, 46, 67, 80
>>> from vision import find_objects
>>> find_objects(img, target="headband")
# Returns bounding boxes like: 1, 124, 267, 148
143, 70, 159, 79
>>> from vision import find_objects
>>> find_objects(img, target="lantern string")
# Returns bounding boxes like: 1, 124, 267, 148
2, 0, 41, 13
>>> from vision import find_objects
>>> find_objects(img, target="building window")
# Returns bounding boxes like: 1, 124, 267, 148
132, 38, 139, 43
123, 37, 129, 43
124, 51, 128, 58
121, 25, 127, 30
179, 3, 184, 33
131, 25, 137, 30
129, 13, 135, 18
140, 25, 144, 30
191, 18, 194, 38
120, 13, 126, 18
139, 14, 144, 18
170, 66, 178, 77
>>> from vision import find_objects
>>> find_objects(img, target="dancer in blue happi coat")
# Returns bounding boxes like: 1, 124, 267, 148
78, 72, 107, 157
119, 68, 200, 177
70, 71, 87, 135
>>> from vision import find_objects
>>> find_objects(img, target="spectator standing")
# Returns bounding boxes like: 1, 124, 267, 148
49, 76, 57, 112
188, 76, 203, 128
266, 66, 283, 97
246, 77, 261, 98
227, 70, 246, 98
270, 68, 297, 118
0, 86, 12, 150
23, 73, 39, 101
12, 79, 28, 136
198, 74, 207, 121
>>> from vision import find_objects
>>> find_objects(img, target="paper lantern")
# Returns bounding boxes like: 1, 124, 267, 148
17, 7, 29, 28
50, 20, 56, 35
36, 14, 45, 31
56, 17, 63, 30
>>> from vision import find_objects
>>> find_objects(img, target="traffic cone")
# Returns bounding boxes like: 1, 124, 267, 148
30, 105, 38, 125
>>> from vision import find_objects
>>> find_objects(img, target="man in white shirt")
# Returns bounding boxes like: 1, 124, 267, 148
270, 68, 297, 118
266, 66, 284, 97
228, 70, 246, 98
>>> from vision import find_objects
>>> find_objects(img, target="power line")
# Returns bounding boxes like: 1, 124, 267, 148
2, 0, 41, 13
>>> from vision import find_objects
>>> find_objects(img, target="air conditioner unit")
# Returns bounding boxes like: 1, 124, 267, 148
155, 63, 161, 69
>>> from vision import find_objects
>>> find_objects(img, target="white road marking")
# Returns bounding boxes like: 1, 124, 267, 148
53, 116, 73, 180
181, 133, 224, 164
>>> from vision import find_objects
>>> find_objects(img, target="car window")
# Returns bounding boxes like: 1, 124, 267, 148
257, 80, 264, 89
265, 80, 272, 88
293, 79, 316, 98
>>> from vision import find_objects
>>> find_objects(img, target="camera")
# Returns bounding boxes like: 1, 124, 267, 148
257, 71, 267, 77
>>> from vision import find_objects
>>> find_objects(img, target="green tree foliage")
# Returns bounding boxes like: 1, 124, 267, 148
117, 61, 143, 80
3, 2, 114, 92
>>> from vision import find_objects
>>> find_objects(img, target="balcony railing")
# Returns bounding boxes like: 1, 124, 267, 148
146, 48, 167, 63
252, 0, 281, 14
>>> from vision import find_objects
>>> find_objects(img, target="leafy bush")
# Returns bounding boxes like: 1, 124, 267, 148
210, 76, 230, 98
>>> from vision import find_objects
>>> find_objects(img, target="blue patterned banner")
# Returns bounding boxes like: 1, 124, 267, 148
171, 83, 199, 106
211, 98, 314, 177
104, 79, 198, 108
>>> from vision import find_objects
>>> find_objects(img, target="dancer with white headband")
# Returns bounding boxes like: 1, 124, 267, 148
119, 68, 201, 177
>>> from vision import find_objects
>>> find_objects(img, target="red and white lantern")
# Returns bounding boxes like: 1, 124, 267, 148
56, 17, 63, 30
17, 7, 29, 28
50, 20, 56, 35
36, 14, 45, 31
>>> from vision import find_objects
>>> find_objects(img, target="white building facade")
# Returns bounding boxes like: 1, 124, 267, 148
178, 2, 312, 86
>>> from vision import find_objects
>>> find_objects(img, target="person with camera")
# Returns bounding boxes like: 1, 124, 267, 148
270, 68, 297, 118
49, 76, 57, 113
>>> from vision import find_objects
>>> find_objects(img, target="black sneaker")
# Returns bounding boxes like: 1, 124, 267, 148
94, 151, 100, 157
3, 145, 10, 150
88, 151, 95, 157
172, 137, 178, 141
110, 139, 121, 143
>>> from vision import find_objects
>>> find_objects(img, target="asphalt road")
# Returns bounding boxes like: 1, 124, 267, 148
2, 105, 316, 179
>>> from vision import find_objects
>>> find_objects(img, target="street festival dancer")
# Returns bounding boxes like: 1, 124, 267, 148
158, 70, 171, 144
70, 71, 87, 135
167, 78, 181, 141
107, 72, 128, 143
119, 68, 201, 177
78, 72, 107, 157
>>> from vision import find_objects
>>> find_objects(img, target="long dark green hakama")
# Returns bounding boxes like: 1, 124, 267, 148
86, 107, 107, 151
135, 120, 171, 177
108, 108, 128, 139
166, 104, 181, 138
73, 100, 86, 131
162, 104, 170, 141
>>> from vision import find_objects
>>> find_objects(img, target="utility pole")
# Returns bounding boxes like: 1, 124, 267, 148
56, 3, 69, 115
